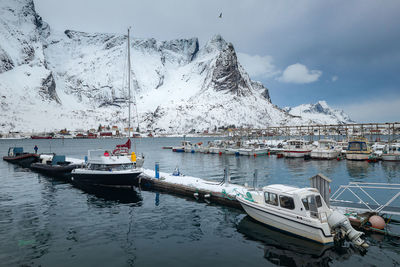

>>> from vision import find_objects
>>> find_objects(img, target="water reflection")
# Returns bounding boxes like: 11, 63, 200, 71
284, 158, 309, 175
237, 216, 333, 266
381, 162, 400, 181
237, 216, 368, 266
73, 183, 143, 205
346, 161, 370, 179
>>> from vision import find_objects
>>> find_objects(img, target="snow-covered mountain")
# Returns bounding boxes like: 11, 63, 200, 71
284, 101, 354, 125
0, 0, 353, 134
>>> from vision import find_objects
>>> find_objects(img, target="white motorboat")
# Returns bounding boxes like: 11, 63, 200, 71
236, 184, 367, 247
225, 147, 240, 155
371, 142, 386, 158
238, 146, 269, 156
346, 137, 371, 161
283, 139, 312, 158
209, 140, 225, 154
382, 143, 400, 161
311, 139, 341, 159
71, 150, 141, 186
173, 141, 191, 153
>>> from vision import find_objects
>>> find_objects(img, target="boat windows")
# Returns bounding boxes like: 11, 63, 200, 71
348, 142, 368, 151
88, 163, 134, 171
316, 195, 322, 207
279, 195, 295, 210
264, 192, 278, 206
302, 198, 309, 210
302, 195, 319, 217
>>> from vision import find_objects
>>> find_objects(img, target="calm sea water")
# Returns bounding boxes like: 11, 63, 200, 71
1, 137, 400, 266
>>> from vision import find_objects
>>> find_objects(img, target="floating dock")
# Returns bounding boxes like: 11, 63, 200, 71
135, 169, 245, 209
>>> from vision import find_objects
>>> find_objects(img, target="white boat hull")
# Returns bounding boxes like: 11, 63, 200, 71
238, 148, 268, 156
382, 154, 400, 161
310, 150, 340, 159
225, 148, 239, 155
346, 153, 370, 161
237, 197, 334, 244
209, 147, 223, 154
283, 150, 311, 158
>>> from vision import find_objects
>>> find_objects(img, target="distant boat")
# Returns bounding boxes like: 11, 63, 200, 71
172, 141, 191, 152
3, 147, 39, 167
346, 137, 371, 161
310, 139, 341, 160
283, 139, 312, 158
31, 135, 52, 139
382, 143, 400, 161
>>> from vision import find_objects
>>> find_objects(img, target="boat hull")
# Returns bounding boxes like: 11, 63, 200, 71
284, 150, 311, 158
310, 150, 340, 160
237, 197, 333, 244
346, 153, 370, 161
30, 163, 78, 177
71, 169, 141, 186
382, 154, 400, 161
3, 154, 39, 168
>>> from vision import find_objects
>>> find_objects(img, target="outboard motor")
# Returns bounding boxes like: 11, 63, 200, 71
328, 210, 369, 248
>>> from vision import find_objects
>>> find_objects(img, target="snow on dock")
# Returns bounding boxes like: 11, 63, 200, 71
138, 168, 248, 209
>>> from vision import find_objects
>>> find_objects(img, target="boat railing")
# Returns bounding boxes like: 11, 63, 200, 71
330, 182, 400, 215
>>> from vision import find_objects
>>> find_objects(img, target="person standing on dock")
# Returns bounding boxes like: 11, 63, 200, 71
34, 145, 38, 154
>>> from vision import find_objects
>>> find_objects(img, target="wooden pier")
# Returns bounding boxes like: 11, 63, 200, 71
136, 173, 242, 209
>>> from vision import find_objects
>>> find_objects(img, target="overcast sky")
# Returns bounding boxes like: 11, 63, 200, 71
34, 0, 400, 122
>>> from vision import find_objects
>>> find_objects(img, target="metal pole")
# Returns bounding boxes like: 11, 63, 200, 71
128, 28, 131, 141
253, 169, 258, 189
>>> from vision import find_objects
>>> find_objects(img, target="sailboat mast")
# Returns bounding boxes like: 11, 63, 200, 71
128, 27, 131, 143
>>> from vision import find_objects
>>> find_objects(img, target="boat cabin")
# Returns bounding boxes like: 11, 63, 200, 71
286, 140, 307, 149
86, 150, 136, 171
7, 147, 24, 157
260, 184, 331, 220
347, 141, 369, 151
318, 139, 336, 149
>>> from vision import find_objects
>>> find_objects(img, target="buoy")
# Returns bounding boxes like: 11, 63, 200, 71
369, 215, 385, 229
204, 194, 210, 198
268, 152, 270, 156
219, 151, 222, 155
337, 157, 340, 161
254, 153, 257, 157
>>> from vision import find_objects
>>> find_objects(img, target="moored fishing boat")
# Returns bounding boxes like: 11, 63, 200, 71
31, 135, 52, 139
3, 147, 39, 167
283, 139, 312, 158
346, 137, 371, 161
173, 141, 191, 152
71, 149, 142, 186
236, 184, 368, 247
310, 139, 341, 160
238, 146, 269, 156
382, 143, 400, 161
30, 154, 81, 177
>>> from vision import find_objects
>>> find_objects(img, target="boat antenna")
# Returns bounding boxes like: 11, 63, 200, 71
127, 27, 132, 150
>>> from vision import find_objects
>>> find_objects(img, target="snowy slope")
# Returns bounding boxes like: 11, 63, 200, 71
0, 0, 352, 134
284, 101, 354, 125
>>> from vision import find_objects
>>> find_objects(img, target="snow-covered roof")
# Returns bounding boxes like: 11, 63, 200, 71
262, 184, 318, 196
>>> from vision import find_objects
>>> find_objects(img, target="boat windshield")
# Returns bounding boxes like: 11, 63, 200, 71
88, 163, 134, 171
348, 142, 368, 151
